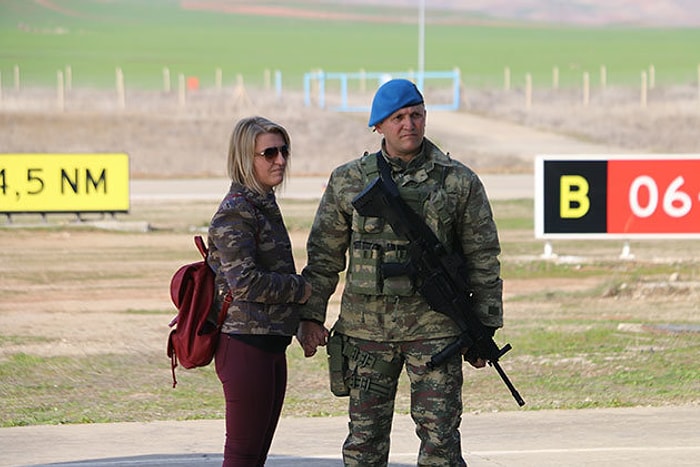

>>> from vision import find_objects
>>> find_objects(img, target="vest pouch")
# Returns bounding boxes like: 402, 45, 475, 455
327, 332, 350, 397
347, 241, 382, 295
424, 187, 456, 248
381, 243, 415, 296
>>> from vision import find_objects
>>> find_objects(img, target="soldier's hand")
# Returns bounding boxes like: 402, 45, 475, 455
296, 320, 329, 357
463, 346, 487, 368
466, 356, 487, 368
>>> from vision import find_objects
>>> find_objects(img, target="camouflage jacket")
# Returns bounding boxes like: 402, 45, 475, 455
301, 138, 503, 341
208, 182, 307, 336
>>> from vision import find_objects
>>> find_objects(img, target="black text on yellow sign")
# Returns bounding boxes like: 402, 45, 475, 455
0, 153, 130, 213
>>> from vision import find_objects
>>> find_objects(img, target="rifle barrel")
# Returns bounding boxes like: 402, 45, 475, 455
492, 361, 526, 406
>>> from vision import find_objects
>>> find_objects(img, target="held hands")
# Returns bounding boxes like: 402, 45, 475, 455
296, 320, 329, 358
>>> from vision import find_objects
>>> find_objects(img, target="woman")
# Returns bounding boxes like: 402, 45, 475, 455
207, 116, 312, 467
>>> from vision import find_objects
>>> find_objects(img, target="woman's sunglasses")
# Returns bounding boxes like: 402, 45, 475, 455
257, 145, 290, 161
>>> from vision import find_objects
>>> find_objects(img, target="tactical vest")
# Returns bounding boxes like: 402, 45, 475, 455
348, 151, 454, 297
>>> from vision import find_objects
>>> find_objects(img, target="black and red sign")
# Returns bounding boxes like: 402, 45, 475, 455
536, 156, 700, 238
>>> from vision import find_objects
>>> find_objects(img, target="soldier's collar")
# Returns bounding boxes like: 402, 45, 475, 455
381, 142, 426, 172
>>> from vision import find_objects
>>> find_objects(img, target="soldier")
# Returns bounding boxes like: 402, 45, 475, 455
298, 78, 504, 466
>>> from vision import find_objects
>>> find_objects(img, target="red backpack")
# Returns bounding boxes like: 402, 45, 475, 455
167, 235, 231, 387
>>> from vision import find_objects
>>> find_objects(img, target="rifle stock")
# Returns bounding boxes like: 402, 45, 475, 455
351, 164, 525, 407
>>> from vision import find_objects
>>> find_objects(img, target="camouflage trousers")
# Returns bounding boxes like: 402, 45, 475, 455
342, 336, 466, 467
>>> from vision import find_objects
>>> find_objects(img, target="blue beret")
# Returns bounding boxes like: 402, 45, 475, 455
368, 79, 424, 127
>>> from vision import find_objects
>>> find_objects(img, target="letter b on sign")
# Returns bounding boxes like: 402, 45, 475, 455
543, 160, 607, 234
560, 175, 590, 219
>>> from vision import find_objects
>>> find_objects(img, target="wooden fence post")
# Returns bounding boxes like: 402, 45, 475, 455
178, 73, 185, 108
264, 69, 271, 90
57, 70, 65, 111
525, 73, 532, 109
115, 67, 125, 109
163, 67, 171, 93
232, 73, 251, 107
65, 65, 72, 92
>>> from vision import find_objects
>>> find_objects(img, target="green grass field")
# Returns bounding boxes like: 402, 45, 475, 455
1, 0, 699, 90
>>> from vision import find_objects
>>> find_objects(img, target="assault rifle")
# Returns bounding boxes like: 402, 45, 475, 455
351, 155, 525, 406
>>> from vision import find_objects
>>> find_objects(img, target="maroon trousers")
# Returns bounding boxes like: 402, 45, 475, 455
215, 335, 287, 467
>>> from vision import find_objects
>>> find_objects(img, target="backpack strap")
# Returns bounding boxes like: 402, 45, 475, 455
194, 234, 233, 311
194, 235, 208, 259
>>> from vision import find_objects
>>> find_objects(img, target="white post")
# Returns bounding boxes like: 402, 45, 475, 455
552, 66, 559, 90
274, 69, 282, 100
504, 66, 511, 91
640, 70, 647, 108
541, 242, 557, 259
582, 71, 590, 107
619, 241, 635, 260
178, 73, 186, 108
600, 65, 607, 90
216, 67, 223, 91
115, 67, 125, 109
13, 64, 20, 91
57, 70, 64, 111
163, 67, 171, 93
525, 73, 532, 109
648, 64, 655, 90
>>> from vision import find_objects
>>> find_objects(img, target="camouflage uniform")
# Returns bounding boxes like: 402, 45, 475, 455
302, 139, 503, 466
208, 182, 307, 336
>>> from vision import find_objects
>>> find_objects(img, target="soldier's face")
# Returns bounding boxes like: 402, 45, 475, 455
375, 104, 426, 161
253, 132, 288, 192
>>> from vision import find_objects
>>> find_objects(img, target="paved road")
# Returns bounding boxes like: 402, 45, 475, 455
129, 174, 534, 202
2, 405, 698, 466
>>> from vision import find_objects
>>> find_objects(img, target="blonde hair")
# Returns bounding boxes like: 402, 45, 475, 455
227, 116, 291, 194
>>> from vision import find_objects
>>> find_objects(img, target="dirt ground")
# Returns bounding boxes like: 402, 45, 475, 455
1, 84, 699, 360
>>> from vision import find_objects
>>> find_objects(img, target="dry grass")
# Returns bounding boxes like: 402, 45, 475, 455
0, 198, 698, 426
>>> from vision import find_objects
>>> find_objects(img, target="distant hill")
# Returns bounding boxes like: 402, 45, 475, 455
335, 0, 700, 27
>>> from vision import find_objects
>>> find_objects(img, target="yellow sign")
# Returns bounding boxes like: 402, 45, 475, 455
0, 153, 129, 213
